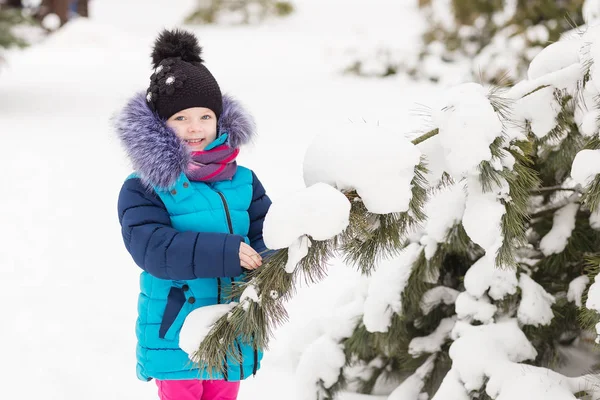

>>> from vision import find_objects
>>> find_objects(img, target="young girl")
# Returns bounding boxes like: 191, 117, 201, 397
115, 29, 272, 400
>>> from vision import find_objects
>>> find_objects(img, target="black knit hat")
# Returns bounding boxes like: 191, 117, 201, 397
145, 29, 223, 120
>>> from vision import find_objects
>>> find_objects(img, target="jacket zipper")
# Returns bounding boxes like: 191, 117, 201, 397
216, 189, 246, 379
252, 333, 258, 376
216, 191, 234, 234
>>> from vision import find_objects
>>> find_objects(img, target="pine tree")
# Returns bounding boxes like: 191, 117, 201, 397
185, 0, 293, 25
345, 0, 588, 85
294, 25, 600, 400
0, 3, 42, 67
0, 6, 30, 50
183, 15, 600, 400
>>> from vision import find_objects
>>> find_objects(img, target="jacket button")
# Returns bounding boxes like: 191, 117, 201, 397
183, 182, 189, 188
188, 297, 196, 304
171, 189, 177, 195
182, 284, 189, 291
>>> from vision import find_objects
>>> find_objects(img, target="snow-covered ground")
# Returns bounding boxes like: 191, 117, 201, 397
0, 1, 440, 398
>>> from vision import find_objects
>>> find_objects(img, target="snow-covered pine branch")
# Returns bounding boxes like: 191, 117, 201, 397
302, 18, 600, 400
187, 17, 600, 399
187, 121, 428, 376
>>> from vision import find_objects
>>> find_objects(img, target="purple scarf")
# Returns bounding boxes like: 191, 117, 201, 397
186, 144, 240, 182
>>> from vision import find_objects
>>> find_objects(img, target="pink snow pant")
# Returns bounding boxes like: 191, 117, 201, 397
156, 379, 240, 400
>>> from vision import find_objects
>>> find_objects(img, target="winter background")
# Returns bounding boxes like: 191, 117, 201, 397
3, 0, 586, 399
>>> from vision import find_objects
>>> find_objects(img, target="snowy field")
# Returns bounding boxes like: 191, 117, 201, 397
0, 0, 442, 399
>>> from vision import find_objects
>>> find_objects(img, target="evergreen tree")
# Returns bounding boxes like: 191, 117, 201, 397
185, 0, 293, 25
182, 16, 600, 400
0, 6, 30, 50
0, 3, 43, 67
345, 0, 589, 85
296, 25, 600, 400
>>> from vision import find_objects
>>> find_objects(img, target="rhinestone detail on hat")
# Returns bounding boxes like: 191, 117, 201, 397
145, 58, 187, 109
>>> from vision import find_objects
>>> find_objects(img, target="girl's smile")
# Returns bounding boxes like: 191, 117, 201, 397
167, 107, 217, 151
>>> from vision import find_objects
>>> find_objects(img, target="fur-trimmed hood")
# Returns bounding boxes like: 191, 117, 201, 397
114, 92, 256, 189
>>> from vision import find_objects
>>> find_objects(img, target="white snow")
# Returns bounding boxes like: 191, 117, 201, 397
586, 273, 600, 313
179, 303, 237, 357
517, 274, 555, 327
567, 276, 590, 307
488, 364, 581, 400
42, 13, 61, 31
431, 83, 504, 177
539, 203, 579, 256
492, 0, 517, 26
591, 208, 600, 230
285, 235, 312, 273
295, 336, 346, 399
455, 292, 497, 324
416, 135, 451, 186
363, 243, 423, 333
589, 25, 600, 95
512, 86, 561, 139
579, 109, 600, 137
420, 235, 439, 261
428, 0, 455, 31
572, 149, 600, 187
525, 25, 549, 44
408, 317, 456, 356
422, 182, 467, 243
508, 63, 583, 100
527, 40, 581, 80
240, 283, 260, 310
462, 174, 509, 255
321, 288, 366, 341
420, 286, 460, 315
263, 182, 351, 250
463, 253, 519, 300
432, 368, 470, 400
387, 355, 436, 400
447, 320, 537, 392
584, 0, 600, 23
292, 277, 367, 399
303, 122, 422, 214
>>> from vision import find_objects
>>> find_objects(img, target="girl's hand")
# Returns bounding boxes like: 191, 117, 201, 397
239, 242, 262, 270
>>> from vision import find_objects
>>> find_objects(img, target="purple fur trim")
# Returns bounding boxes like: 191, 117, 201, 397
219, 94, 256, 149
114, 92, 256, 189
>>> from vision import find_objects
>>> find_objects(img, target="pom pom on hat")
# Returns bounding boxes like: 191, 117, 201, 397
151, 29, 203, 68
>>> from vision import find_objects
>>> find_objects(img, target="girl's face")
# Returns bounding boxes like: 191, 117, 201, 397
166, 107, 217, 151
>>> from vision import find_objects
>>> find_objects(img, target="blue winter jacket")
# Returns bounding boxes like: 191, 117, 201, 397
115, 92, 271, 382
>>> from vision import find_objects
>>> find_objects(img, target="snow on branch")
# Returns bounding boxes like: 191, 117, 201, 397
263, 182, 351, 251
463, 252, 518, 300
539, 202, 579, 256
420, 182, 466, 259
179, 303, 236, 358
408, 317, 456, 357
432, 319, 600, 399
431, 82, 504, 178
572, 149, 600, 187
455, 292, 497, 324
189, 22, 600, 385
420, 286, 460, 315
388, 354, 437, 400
295, 283, 367, 399
462, 174, 508, 256
517, 274, 555, 327
568, 275, 590, 307
303, 121, 422, 214
363, 243, 423, 333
